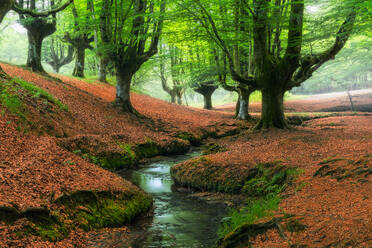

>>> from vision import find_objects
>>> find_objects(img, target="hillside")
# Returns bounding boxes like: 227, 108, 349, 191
0, 64, 371, 247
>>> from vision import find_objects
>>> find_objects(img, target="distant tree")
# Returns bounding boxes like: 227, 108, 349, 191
0, 0, 14, 77
14, 0, 73, 73
64, 1, 94, 78
98, 0, 166, 114
44, 37, 74, 73
193, 81, 218, 110
0, 0, 71, 76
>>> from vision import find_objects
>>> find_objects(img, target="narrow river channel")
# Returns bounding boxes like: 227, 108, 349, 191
126, 150, 227, 248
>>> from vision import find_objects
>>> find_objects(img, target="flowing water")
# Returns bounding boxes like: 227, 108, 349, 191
128, 150, 227, 248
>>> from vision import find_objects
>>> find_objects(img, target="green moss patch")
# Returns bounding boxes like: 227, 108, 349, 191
0, 77, 68, 133
0, 190, 152, 242
56, 190, 152, 231
217, 162, 301, 246
176, 132, 203, 146
241, 162, 299, 197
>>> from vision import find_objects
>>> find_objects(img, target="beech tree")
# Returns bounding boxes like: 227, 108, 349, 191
14, 0, 73, 73
184, 0, 358, 129
0, 0, 71, 76
64, 1, 94, 78
44, 38, 74, 72
98, 0, 166, 114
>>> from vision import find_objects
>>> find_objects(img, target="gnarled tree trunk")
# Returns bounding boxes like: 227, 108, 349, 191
23, 19, 56, 72
256, 86, 287, 129
114, 57, 140, 114
194, 82, 218, 110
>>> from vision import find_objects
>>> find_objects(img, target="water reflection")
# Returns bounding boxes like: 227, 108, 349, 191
130, 151, 226, 248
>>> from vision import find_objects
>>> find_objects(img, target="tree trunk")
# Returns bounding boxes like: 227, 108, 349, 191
53, 65, 60, 73
346, 90, 355, 112
72, 47, 85, 78
235, 94, 240, 118
98, 57, 108, 83
237, 89, 251, 120
0, 0, 13, 24
203, 93, 213, 110
170, 94, 176, 103
256, 86, 288, 129
176, 95, 183, 105
114, 66, 138, 114
27, 31, 45, 72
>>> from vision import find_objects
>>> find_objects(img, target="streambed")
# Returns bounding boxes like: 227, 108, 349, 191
126, 150, 227, 248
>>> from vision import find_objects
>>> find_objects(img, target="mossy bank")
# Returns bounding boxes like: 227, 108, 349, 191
0, 190, 152, 242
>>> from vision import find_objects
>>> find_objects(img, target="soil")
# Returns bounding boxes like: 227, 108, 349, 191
0, 63, 371, 247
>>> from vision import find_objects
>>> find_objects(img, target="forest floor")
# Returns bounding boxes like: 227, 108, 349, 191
0, 63, 371, 247
216, 88, 372, 113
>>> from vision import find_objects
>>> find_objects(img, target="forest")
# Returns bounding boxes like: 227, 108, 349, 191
0, 0, 371, 247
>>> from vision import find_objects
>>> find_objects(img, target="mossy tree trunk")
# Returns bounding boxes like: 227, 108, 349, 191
99, 0, 166, 114
72, 45, 86, 78
22, 18, 56, 73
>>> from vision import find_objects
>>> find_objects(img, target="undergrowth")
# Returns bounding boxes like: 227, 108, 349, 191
218, 162, 300, 238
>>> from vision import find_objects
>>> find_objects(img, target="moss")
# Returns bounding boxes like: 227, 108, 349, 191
0, 77, 67, 133
0, 190, 152, 242
176, 132, 202, 146
133, 139, 160, 159
72, 140, 164, 171
24, 209, 68, 242
202, 143, 227, 155
218, 162, 300, 243
242, 162, 298, 197
55, 190, 152, 231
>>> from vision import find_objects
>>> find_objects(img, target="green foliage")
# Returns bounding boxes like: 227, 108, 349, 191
25, 211, 69, 242
219, 162, 300, 238
218, 194, 281, 238
71, 193, 152, 231
241, 162, 298, 197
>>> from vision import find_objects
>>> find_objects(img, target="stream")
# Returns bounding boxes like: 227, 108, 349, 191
125, 150, 227, 248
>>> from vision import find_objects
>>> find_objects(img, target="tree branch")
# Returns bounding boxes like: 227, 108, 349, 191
12, 0, 73, 17
290, 8, 357, 89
